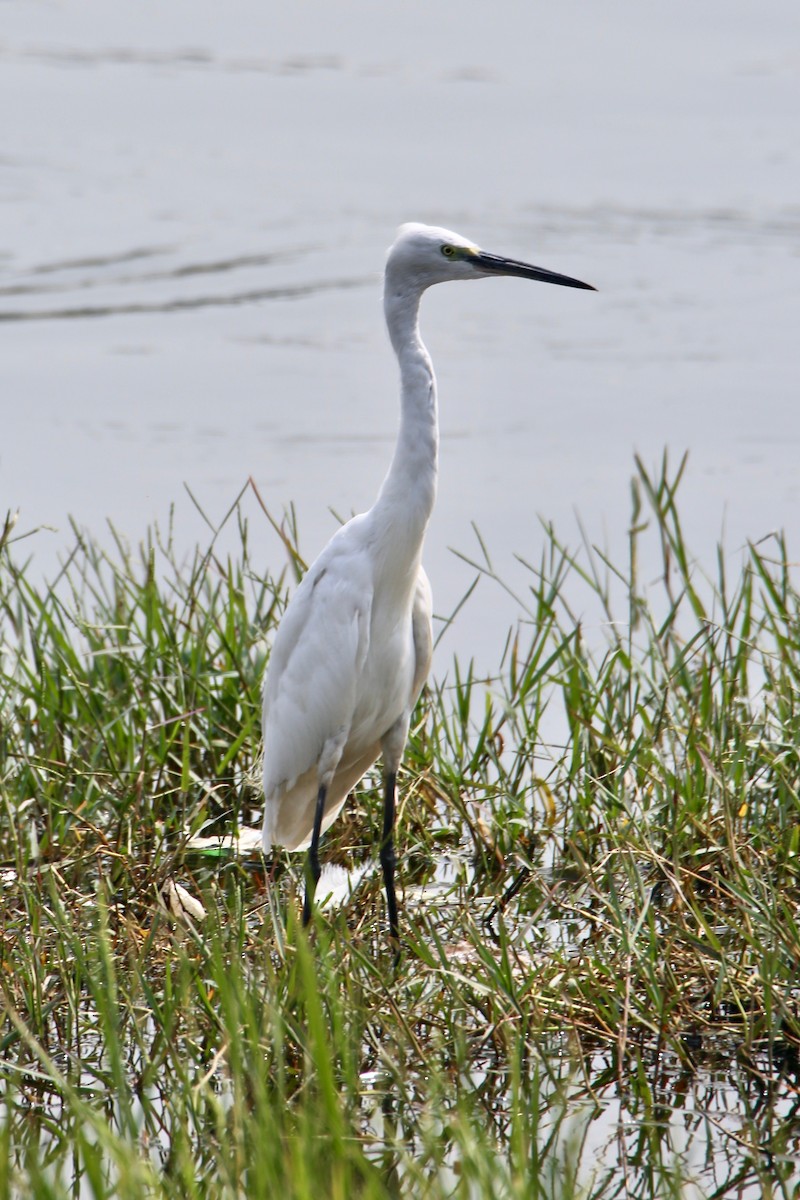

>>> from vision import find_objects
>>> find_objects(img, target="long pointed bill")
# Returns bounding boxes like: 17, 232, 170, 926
472, 250, 596, 291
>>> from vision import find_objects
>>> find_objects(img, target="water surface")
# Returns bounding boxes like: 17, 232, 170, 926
2, 0, 798, 669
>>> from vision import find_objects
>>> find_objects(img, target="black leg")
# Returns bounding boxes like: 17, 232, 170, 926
303, 784, 327, 926
380, 770, 400, 956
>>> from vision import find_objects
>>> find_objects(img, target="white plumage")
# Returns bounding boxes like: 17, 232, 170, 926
262, 521, 432, 852
261, 223, 594, 950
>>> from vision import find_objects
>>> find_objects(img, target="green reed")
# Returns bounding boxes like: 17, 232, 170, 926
1, 457, 799, 1198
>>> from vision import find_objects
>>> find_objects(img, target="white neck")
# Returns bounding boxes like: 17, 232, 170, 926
369, 276, 439, 570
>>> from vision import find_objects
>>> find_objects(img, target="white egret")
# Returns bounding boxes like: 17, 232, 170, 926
261, 223, 595, 953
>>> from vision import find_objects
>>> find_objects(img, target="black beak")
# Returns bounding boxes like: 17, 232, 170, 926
472, 251, 596, 291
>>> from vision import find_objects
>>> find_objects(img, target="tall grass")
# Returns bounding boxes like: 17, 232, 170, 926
1, 458, 800, 1198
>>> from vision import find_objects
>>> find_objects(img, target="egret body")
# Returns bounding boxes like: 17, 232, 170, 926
261, 223, 594, 952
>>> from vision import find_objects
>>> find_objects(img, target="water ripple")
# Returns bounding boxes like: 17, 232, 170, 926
0, 275, 372, 323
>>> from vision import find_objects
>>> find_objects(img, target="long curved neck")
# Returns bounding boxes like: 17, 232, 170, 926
371, 278, 438, 565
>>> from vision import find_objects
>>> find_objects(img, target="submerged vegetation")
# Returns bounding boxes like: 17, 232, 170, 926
1, 455, 800, 1197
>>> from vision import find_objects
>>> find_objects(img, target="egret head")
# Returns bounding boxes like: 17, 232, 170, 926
386, 222, 596, 295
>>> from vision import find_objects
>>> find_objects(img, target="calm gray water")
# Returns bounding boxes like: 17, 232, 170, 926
2, 0, 799, 674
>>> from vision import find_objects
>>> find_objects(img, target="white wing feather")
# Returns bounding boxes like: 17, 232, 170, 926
261, 517, 433, 853
262, 522, 373, 848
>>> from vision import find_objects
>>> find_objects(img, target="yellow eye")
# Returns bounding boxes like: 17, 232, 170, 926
441, 244, 457, 258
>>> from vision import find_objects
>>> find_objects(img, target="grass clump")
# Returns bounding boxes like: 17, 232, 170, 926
2, 457, 800, 1198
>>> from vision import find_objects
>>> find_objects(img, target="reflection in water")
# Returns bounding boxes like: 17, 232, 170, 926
360, 1039, 800, 1196
175, 841, 800, 1194
8, 1010, 799, 1196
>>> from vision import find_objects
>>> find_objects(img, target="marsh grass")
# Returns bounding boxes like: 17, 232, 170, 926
2, 456, 800, 1197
